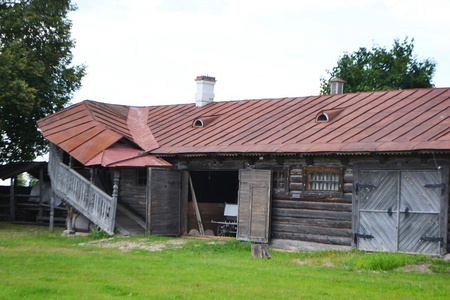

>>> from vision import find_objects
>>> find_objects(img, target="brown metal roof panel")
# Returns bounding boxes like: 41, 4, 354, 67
339, 142, 381, 152
275, 143, 313, 153
375, 141, 421, 152
69, 130, 123, 164
414, 140, 450, 150
247, 144, 283, 152
42, 115, 93, 137
380, 102, 450, 142
37, 102, 87, 128
107, 155, 172, 168
44, 122, 99, 145
56, 126, 106, 152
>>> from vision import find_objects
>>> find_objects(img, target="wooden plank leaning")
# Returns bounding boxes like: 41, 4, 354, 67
188, 174, 204, 235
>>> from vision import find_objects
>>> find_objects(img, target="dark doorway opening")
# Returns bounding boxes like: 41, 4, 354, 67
187, 171, 239, 235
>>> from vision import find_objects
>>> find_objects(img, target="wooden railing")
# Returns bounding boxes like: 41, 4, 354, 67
48, 146, 117, 235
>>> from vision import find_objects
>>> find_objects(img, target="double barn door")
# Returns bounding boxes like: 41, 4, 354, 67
356, 169, 445, 255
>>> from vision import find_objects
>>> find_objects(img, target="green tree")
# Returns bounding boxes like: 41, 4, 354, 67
320, 38, 436, 95
0, 0, 85, 163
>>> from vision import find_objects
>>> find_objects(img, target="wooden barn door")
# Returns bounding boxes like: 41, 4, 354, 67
356, 170, 399, 252
356, 169, 445, 255
147, 168, 181, 236
399, 171, 442, 254
236, 169, 272, 243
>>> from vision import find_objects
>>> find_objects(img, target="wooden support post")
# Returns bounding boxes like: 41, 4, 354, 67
110, 169, 120, 234
49, 191, 55, 233
188, 174, 204, 235
64, 203, 74, 234
37, 167, 44, 224
251, 243, 272, 259
9, 177, 16, 221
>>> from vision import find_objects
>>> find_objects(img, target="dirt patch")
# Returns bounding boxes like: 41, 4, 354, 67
401, 262, 432, 273
79, 238, 186, 252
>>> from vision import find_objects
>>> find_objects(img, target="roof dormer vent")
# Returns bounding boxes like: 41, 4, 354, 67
315, 108, 345, 123
317, 113, 328, 122
194, 119, 204, 127
192, 115, 220, 128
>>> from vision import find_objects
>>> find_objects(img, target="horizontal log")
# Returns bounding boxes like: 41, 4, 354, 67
289, 175, 302, 183
343, 183, 353, 193
344, 172, 353, 183
290, 168, 302, 175
272, 216, 351, 229
273, 208, 351, 221
271, 231, 352, 246
343, 193, 353, 203
289, 183, 303, 191
273, 200, 352, 212
272, 223, 352, 237
273, 194, 352, 203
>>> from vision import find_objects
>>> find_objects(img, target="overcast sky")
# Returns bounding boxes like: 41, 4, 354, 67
68, 0, 450, 107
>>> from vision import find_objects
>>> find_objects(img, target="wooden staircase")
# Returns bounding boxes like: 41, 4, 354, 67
115, 204, 146, 236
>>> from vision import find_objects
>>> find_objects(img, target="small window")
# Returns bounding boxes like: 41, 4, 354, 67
136, 168, 147, 186
303, 166, 343, 196
273, 171, 285, 189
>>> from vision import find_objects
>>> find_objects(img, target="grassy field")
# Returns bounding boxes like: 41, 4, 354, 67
0, 223, 449, 299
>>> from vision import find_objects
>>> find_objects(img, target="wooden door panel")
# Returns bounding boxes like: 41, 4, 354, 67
358, 211, 398, 252
401, 171, 441, 213
237, 169, 272, 243
148, 168, 181, 236
399, 213, 440, 255
359, 171, 398, 211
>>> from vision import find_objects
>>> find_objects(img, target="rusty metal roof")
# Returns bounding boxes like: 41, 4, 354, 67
37, 101, 164, 167
38, 88, 450, 165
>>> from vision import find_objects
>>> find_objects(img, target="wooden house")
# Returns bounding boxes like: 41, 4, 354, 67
37, 77, 450, 255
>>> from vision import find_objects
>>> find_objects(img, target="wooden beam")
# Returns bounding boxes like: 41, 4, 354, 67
49, 190, 55, 233
188, 174, 204, 235
10, 177, 15, 221
38, 167, 44, 225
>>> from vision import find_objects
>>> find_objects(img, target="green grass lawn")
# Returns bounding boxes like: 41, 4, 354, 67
0, 223, 449, 299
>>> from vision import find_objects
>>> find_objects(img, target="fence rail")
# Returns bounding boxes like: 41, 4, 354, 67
48, 146, 116, 234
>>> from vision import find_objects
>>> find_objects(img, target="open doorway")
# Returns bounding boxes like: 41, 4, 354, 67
187, 170, 239, 235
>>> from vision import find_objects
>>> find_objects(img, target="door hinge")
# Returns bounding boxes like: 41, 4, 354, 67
424, 183, 445, 196
355, 184, 377, 195
354, 232, 374, 245
420, 236, 443, 243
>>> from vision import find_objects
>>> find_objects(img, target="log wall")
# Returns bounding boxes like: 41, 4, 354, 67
270, 163, 353, 246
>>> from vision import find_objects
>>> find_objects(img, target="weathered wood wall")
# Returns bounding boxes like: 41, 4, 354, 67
270, 163, 353, 246
118, 169, 146, 219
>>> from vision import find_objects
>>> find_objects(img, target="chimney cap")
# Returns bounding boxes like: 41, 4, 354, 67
329, 77, 347, 83
196, 75, 216, 82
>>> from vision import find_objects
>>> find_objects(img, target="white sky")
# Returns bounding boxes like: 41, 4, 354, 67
69, 0, 450, 106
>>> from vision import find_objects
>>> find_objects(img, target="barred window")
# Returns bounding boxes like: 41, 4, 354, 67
303, 166, 343, 194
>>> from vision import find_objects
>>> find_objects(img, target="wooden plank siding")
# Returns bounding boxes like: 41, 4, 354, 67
271, 165, 353, 246
118, 169, 147, 219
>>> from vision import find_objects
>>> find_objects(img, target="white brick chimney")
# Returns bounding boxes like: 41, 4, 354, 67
195, 75, 216, 107
329, 77, 346, 94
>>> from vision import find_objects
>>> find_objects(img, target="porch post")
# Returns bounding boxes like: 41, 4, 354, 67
37, 167, 44, 224
9, 177, 16, 221
110, 169, 120, 233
